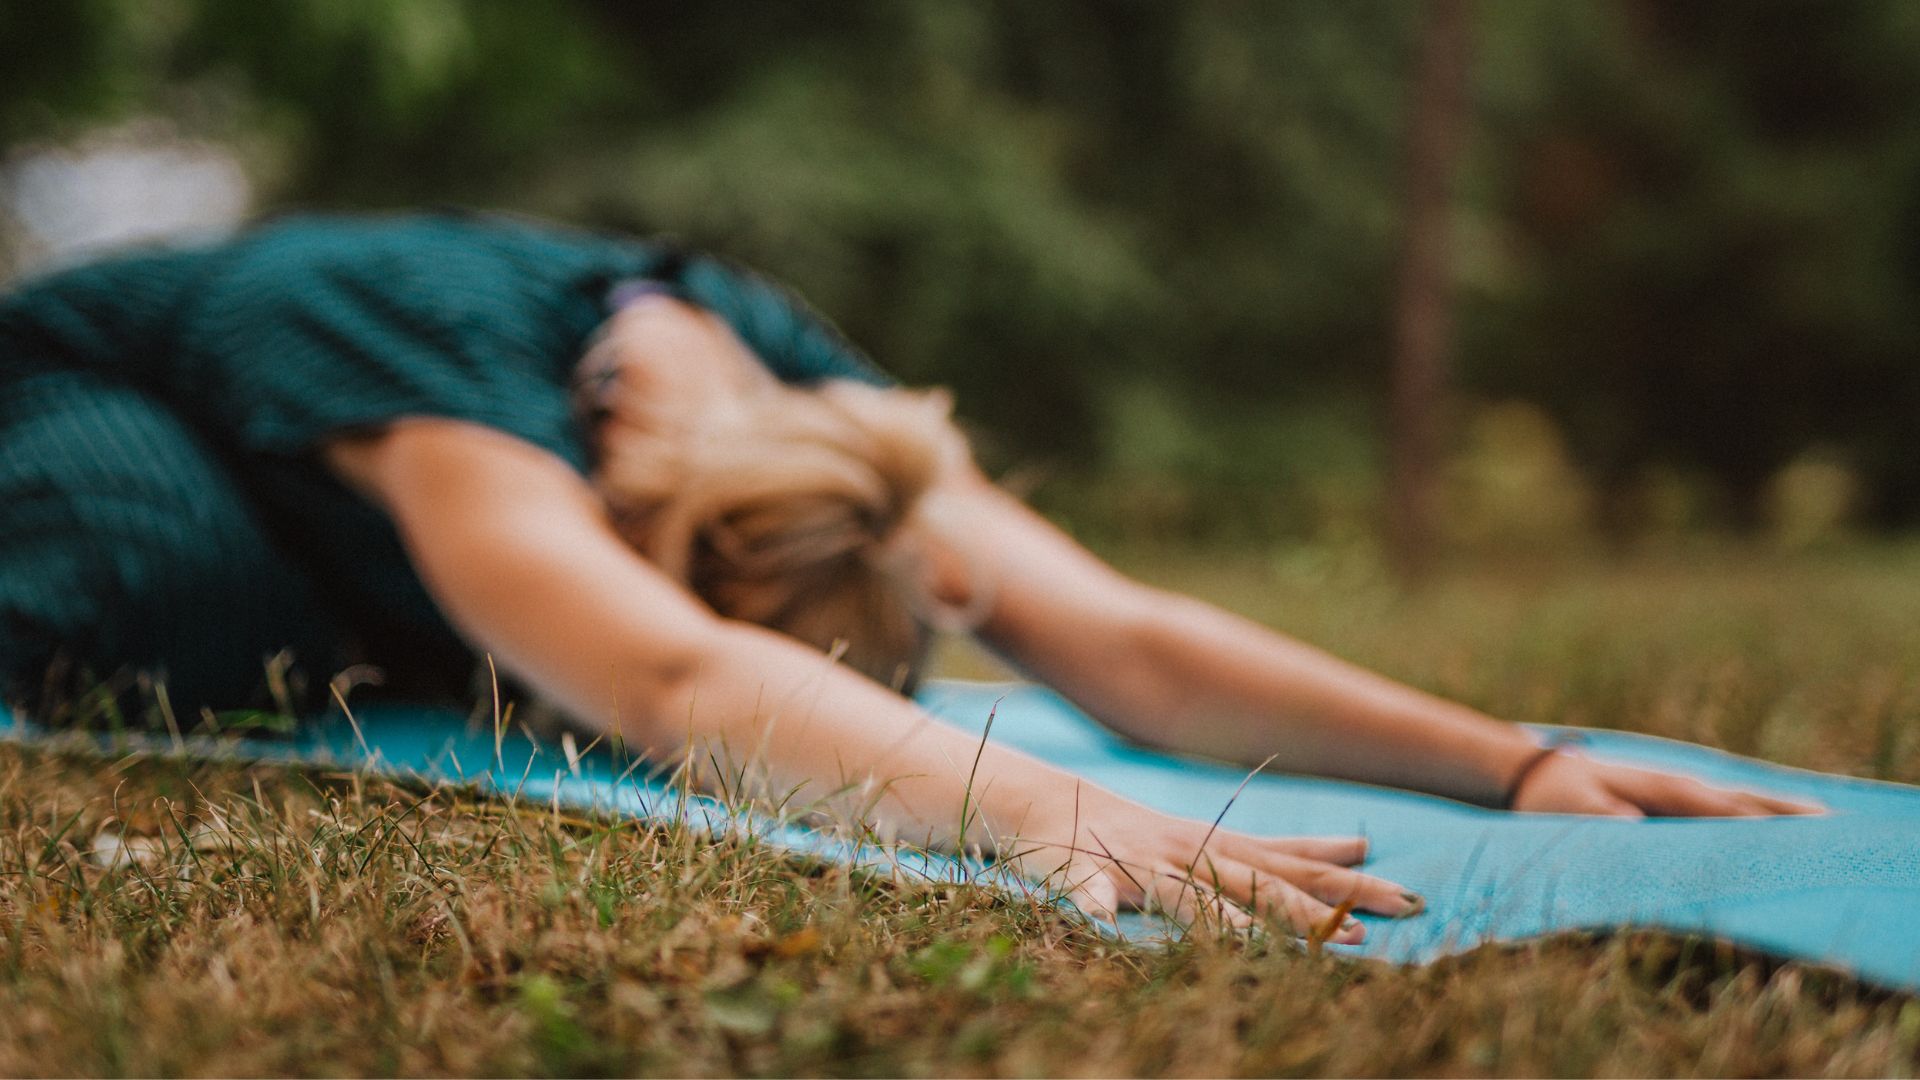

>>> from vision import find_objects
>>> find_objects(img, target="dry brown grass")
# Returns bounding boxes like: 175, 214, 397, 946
4, 541, 1920, 1076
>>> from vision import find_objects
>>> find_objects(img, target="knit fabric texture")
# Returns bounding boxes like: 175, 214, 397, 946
0, 213, 890, 706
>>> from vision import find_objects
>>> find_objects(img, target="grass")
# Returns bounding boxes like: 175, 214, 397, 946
5, 540, 1920, 1076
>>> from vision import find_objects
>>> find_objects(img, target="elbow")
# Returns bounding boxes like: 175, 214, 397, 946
560, 616, 732, 753
1109, 584, 1193, 662
1088, 586, 1199, 724
614, 633, 725, 750
596, 616, 825, 755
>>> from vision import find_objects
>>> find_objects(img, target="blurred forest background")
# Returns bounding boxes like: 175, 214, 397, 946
3, 0, 1918, 563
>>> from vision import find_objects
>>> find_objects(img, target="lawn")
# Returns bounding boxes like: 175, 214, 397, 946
4, 542, 1919, 1076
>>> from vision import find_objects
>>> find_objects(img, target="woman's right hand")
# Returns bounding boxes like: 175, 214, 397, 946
1016, 799, 1424, 944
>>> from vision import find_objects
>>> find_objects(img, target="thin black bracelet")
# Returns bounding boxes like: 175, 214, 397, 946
1501, 733, 1586, 810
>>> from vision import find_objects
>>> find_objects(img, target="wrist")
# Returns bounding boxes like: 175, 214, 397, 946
1495, 731, 1588, 810
1441, 711, 1552, 807
1015, 782, 1141, 851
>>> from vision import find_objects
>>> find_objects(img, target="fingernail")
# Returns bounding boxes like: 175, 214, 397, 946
1341, 917, 1365, 943
1399, 890, 1426, 916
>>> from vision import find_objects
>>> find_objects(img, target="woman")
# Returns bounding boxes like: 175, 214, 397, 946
0, 211, 1816, 944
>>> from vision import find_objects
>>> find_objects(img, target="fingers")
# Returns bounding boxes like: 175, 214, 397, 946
1276, 857, 1422, 916
1710, 790, 1825, 817
1191, 850, 1421, 923
1216, 832, 1372, 869
1063, 844, 1397, 945
1265, 835, 1370, 866
1710, 786, 1825, 816
1052, 824, 1419, 945
1061, 847, 1267, 933
1676, 782, 1769, 818
1708, 790, 1775, 817
1595, 795, 1646, 818
1148, 872, 1261, 933
1159, 864, 1360, 943
1613, 767, 1826, 818
1521, 756, 1829, 819
1756, 792, 1827, 815
1213, 834, 1422, 916
1066, 864, 1124, 924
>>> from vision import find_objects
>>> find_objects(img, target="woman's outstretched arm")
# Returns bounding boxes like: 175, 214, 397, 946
323, 420, 1424, 938
941, 474, 1820, 817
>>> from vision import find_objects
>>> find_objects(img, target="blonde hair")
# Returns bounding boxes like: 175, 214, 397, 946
588, 365, 973, 692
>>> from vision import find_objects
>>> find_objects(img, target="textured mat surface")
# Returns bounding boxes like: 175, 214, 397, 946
919, 683, 1920, 991
7, 680, 1916, 990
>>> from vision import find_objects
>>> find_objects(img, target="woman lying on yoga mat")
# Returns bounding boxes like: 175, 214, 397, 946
0, 212, 1817, 943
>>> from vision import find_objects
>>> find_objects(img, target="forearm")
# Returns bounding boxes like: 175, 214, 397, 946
610, 621, 1113, 852
1055, 589, 1539, 804
953, 483, 1538, 805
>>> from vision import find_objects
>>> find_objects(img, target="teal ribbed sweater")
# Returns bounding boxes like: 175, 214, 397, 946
0, 212, 889, 704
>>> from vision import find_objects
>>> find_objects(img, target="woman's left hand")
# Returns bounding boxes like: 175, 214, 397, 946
1510, 752, 1826, 817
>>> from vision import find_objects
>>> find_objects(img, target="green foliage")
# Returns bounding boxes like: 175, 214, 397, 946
1465, 0, 1920, 523
6, 0, 1920, 532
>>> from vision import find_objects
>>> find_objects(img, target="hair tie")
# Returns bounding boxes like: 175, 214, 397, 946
605, 278, 680, 311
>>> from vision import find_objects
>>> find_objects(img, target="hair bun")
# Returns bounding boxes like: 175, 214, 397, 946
593, 376, 970, 690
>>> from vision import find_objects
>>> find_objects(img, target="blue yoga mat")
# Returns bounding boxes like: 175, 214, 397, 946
7, 680, 1917, 990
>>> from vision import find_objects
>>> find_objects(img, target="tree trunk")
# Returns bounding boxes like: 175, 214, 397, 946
1386, 0, 1473, 583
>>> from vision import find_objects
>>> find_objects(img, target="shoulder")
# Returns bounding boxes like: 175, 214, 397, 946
194, 210, 662, 335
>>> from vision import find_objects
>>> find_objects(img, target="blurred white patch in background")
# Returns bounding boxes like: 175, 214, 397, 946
1, 124, 252, 278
